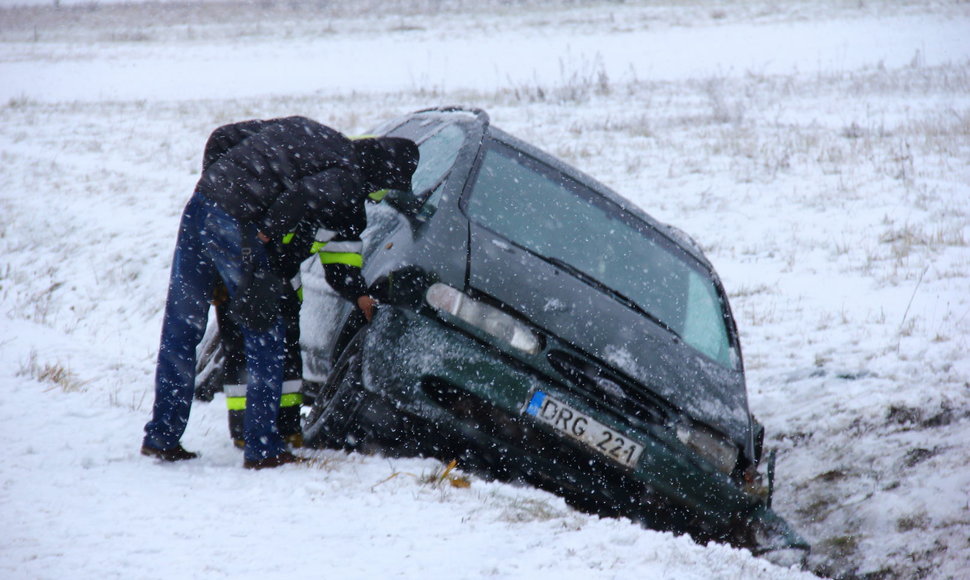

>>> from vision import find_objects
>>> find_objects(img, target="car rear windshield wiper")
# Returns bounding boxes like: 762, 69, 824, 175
541, 255, 681, 340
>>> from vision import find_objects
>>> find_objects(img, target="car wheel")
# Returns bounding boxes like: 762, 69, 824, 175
302, 332, 372, 450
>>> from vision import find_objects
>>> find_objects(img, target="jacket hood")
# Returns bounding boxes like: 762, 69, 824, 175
353, 137, 420, 194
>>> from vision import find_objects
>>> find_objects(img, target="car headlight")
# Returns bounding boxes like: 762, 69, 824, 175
675, 422, 738, 474
425, 283, 541, 355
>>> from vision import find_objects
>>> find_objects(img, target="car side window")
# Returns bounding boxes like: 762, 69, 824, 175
682, 270, 733, 367
411, 124, 466, 219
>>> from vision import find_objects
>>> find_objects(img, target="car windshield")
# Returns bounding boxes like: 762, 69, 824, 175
466, 142, 736, 369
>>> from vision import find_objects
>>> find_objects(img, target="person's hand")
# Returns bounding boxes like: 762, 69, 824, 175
257, 231, 270, 243
357, 295, 377, 322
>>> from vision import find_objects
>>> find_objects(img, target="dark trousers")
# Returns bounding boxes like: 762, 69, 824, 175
144, 192, 287, 462
220, 288, 303, 442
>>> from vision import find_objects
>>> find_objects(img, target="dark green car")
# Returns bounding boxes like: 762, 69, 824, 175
299, 107, 808, 563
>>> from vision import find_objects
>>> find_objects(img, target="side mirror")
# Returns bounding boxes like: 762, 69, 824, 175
371, 266, 438, 307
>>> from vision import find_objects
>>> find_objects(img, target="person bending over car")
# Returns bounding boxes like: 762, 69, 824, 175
141, 116, 418, 469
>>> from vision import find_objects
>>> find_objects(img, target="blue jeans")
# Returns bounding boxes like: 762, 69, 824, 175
144, 192, 287, 462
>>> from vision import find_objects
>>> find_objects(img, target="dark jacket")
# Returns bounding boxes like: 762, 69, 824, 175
197, 116, 364, 243
198, 117, 370, 302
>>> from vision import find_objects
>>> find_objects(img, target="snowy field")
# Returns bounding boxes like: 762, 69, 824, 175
1, 1, 969, 578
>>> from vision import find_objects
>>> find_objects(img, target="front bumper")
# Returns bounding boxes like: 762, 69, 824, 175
360, 306, 807, 552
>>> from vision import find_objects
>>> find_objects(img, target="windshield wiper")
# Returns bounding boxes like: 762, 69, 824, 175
541, 256, 681, 339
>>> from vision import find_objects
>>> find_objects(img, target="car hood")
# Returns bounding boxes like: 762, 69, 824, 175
468, 224, 753, 447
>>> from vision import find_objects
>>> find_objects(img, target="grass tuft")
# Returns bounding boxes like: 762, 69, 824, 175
424, 459, 472, 489
18, 350, 87, 393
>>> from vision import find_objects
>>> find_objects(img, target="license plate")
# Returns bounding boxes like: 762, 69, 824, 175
525, 391, 644, 468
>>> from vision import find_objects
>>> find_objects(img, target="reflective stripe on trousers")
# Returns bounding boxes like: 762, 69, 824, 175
226, 379, 302, 440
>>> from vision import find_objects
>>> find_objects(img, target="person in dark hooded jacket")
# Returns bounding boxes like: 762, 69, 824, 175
141, 116, 418, 469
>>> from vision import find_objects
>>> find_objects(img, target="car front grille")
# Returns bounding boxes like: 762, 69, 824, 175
546, 350, 673, 428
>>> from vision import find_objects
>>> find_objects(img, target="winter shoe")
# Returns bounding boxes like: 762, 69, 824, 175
141, 444, 199, 462
233, 433, 301, 450
243, 451, 307, 470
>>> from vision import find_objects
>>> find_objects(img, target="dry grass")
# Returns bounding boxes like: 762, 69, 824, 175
18, 350, 88, 393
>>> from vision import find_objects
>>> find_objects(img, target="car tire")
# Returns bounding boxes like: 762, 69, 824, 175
302, 331, 374, 450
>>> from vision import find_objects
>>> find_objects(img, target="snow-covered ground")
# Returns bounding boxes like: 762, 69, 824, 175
1, 1, 968, 578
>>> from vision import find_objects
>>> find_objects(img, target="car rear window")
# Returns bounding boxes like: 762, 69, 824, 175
466, 142, 736, 369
